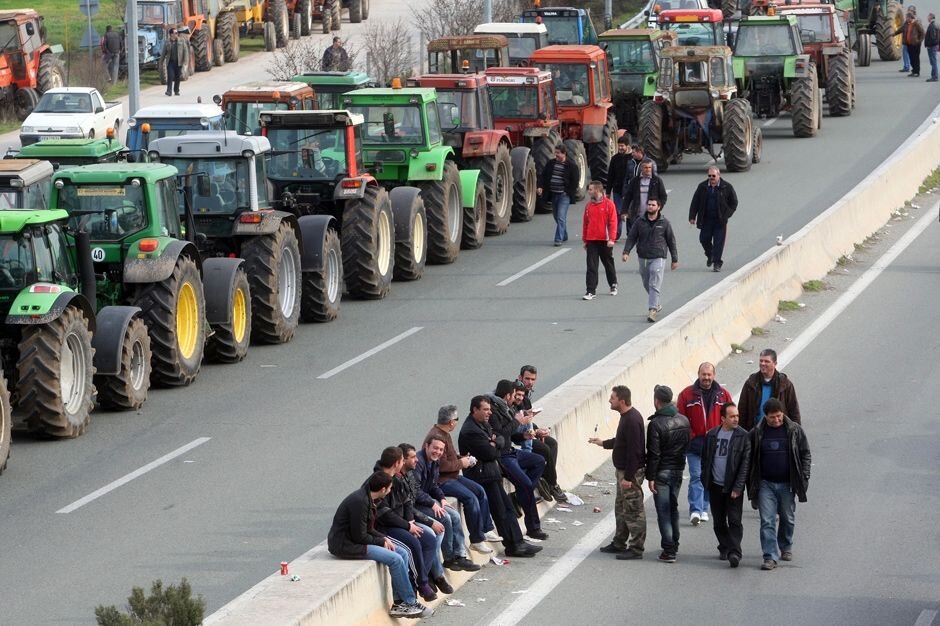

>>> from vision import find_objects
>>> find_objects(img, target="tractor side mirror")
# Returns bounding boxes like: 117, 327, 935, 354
212, 94, 222, 105
25, 22, 35, 36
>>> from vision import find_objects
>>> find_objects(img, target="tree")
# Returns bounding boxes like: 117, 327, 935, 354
95, 578, 205, 626
411, 0, 521, 41
362, 18, 417, 85
267, 37, 360, 80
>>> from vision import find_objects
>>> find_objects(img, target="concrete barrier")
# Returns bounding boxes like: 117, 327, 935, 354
207, 106, 940, 626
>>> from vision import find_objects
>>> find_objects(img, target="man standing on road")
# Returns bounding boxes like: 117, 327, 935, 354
688, 166, 738, 272
895, 9, 925, 77
607, 138, 631, 238
582, 180, 619, 300
677, 362, 733, 527
622, 198, 679, 323
537, 145, 580, 246
160, 28, 189, 97
322, 36, 350, 71
738, 348, 802, 430
645, 385, 691, 563
100, 25, 123, 85
589, 385, 647, 560
701, 402, 751, 568
747, 398, 811, 571
622, 160, 667, 235
925, 13, 939, 82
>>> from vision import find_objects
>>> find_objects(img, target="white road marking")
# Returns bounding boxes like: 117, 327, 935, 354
317, 327, 423, 379
762, 118, 777, 128
497, 249, 571, 287
915, 609, 937, 626
56, 437, 211, 514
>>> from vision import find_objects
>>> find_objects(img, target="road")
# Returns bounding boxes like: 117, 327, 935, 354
2, 7, 940, 623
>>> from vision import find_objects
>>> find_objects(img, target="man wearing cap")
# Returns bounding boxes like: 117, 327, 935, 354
645, 385, 691, 563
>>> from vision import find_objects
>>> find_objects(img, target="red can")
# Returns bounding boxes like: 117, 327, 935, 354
280, 561, 289, 575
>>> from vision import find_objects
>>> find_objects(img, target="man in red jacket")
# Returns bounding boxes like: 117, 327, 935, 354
676, 362, 733, 526
582, 180, 619, 300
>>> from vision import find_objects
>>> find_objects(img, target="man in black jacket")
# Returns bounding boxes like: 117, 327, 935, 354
747, 398, 811, 571
607, 138, 630, 238
589, 385, 647, 560
537, 145, 580, 245
622, 198, 679, 322
688, 166, 738, 271
458, 395, 542, 558
646, 385, 691, 563
701, 402, 751, 568
924, 13, 938, 81
328, 472, 429, 619
622, 160, 667, 233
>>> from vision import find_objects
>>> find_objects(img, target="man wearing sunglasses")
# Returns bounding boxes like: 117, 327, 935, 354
688, 166, 738, 272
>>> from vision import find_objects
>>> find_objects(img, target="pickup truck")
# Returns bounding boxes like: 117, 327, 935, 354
19, 87, 126, 147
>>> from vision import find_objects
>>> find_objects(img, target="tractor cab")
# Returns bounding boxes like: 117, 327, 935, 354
520, 7, 598, 45
136, 0, 187, 70
291, 71, 373, 110
0, 159, 54, 209
733, 14, 804, 57
217, 81, 317, 135
484, 68, 558, 142
658, 9, 726, 46
427, 35, 510, 74
126, 103, 226, 154
409, 74, 494, 150
657, 46, 737, 106
530, 45, 611, 110
473, 23, 549, 65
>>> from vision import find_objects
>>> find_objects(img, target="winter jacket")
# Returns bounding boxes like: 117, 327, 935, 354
425, 424, 461, 483
601, 407, 645, 477
896, 18, 925, 46
645, 403, 691, 477
738, 370, 802, 430
621, 157, 657, 194
688, 179, 738, 225
606, 152, 630, 195
623, 213, 678, 262
701, 426, 751, 494
486, 394, 526, 454
159, 36, 190, 69
582, 196, 619, 242
322, 44, 350, 71
925, 21, 939, 48
370, 464, 414, 531
400, 469, 435, 526
747, 416, 811, 503
327, 485, 387, 558
538, 157, 580, 200
458, 415, 504, 484
677, 381, 734, 450
414, 449, 446, 504
622, 174, 668, 223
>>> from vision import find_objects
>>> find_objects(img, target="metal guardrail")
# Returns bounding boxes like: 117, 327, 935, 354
620, 0, 657, 28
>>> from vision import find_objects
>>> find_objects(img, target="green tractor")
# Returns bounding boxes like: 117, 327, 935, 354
834, 0, 904, 66
733, 15, 822, 138
13, 137, 128, 170
291, 70, 373, 109
343, 86, 484, 264
50, 163, 251, 387
0, 159, 54, 209
147, 132, 342, 333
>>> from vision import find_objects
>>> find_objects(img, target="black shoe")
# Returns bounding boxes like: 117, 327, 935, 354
418, 583, 437, 602
456, 556, 481, 572
658, 551, 677, 563
521, 541, 543, 553
510, 492, 523, 518
550, 484, 567, 502
616, 550, 643, 560
909, 73, 920, 77
729, 554, 740, 568
719, 551, 728, 561
600, 542, 628, 554
505, 544, 537, 558
432, 575, 453, 595
537, 477, 554, 501
706, 257, 712, 268
443, 558, 462, 572
527, 529, 549, 541
165, 91, 172, 96
174, 91, 181, 95
899, 68, 911, 72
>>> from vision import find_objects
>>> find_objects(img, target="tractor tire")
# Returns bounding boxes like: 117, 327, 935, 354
420, 161, 463, 264
159, 60, 168, 85
0, 373, 10, 475
300, 0, 313, 35
857, 32, 871, 67
826, 50, 852, 117
721, 0, 737, 19
343, 186, 395, 297
243, 222, 301, 344
349, 0, 363, 23
182, 41, 196, 79
362, 0, 370, 19
511, 150, 537, 222
301, 227, 343, 322
813, 69, 822, 130
13, 88, 39, 121
321, 5, 331, 33
331, 0, 342, 31
18, 306, 95, 438
752, 126, 762, 164
390, 188, 427, 282
264, 21, 277, 52
587, 113, 617, 186
212, 38, 225, 66
96, 317, 152, 411
291, 12, 302, 39
218, 11, 240, 62
462, 179, 487, 250
134, 255, 205, 387
875, 0, 904, 61
563, 139, 589, 201
722, 98, 753, 172
790, 65, 817, 138
638, 99, 668, 172
205, 267, 252, 363
37, 54, 65, 93
192, 27, 211, 72
267, 0, 290, 48
468, 144, 512, 236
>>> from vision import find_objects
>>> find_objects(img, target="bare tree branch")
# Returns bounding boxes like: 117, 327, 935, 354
267, 37, 360, 80
411, 0, 521, 41
362, 18, 417, 85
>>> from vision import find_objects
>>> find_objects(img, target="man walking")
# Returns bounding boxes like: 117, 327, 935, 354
588, 385, 646, 560
688, 166, 738, 271
895, 9, 925, 77
160, 28, 189, 97
738, 348, 802, 430
322, 36, 350, 71
100, 25, 123, 85
925, 13, 939, 82
582, 180, 619, 300
622, 198, 679, 322
747, 398, 811, 571
537, 145, 580, 246
701, 402, 751, 568
645, 385, 690, 563
622, 160, 667, 235
606, 138, 630, 238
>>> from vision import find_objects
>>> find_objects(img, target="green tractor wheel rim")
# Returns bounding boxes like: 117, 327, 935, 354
447, 185, 460, 243
325, 245, 341, 304
233, 286, 248, 344
377, 209, 392, 277
176, 281, 199, 360
130, 338, 146, 391
278, 244, 298, 318
61, 331, 88, 415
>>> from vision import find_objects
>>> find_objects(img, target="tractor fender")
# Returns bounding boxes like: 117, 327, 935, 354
232, 209, 295, 237
91, 305, 141, 376
333, 176, 369, 201
389, 186, 422, 243
6, 291, 96, 333
124, 239, 202, 284
457, 168, 481, 209
202, 257, 246, 326
510, 146, 532, 179
461, 130, 510, 158
406, 146, 454, 181
296, 214, 337, 272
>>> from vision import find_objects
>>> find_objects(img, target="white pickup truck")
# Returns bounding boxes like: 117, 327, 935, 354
19, 87, 126, 147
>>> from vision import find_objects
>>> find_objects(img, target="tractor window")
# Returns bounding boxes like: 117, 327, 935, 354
734, 25, 797, 55
0, 234, 34, 289
25, 183, 48, 209
20, 22, 39, 55
265, 128, 347, 181
436, 91, 478, 129
0, 189, 19, 210
157, 178, 182, 237
226, 101, 289, 135
45, 225, 76, 287
678, 61, 707, 85
350, 105, 425, 145
540, 64, 589, 105
794, 14, 832, 43
488, 86, 539, 119
507, 37, 537, 60
254, 157, 269, 206
34, 92, 93, 114
663, 22, 719, 46
540, 17, 581, 45
163, 158, 250, 213
32, 228, 54, 282
59, 183, 149, 241
478, 85, 492, 125
593, 63, 608, 101
709, 57, 726, 85
606, 39, 657, 74
0, 23, 18, 51
426, 103, 443, 145
541, 85, 556, 119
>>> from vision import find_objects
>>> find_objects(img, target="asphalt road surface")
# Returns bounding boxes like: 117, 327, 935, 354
2, 10, 940, 623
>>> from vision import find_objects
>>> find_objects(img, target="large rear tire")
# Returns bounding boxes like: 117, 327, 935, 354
218, 11, 240, 62
875, 0, 904, 61
343, 186, 395, 297
267, 0, 290, 49
321, 3, 331, 34
790, 64, 817, 138
563, 139, 589, 201
587, 113, 617, 186
96, 317, 152, 410
420, 161, 463, 264
291, 12, 302, 40
301, 227, 343, 321
721, 0, 737, 19
638, 100, 668, 171
469, 145, 512, 236
390, 188, 427, 282
511, 148, 537, 223
826, 51, 852, 117
722, 98, 753, 172
205, 267, 252, 362
37, 54, 65, 93
462, 180, 487, 250
349, 0, 363, 23
331, 0, 342, 31
192, 27, 211, 72
857, 32, 871, 67
0, 373, 10, 474
18, 306, 95, 438
134, 255, 205, 387
243, 223, 301, 344
13, 87, 39, 121
362, 0, 370, 19
300, 0, 313, 36
264, 21, 277, 52
212, 38, 225, 66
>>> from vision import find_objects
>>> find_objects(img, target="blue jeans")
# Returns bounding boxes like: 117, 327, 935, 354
612, 191, 624, 239
417, 504, 465, 560
928, 46, 938, 80
383, 523, 442, 584
441, 476, 494, 543
365, 544, 417, 604
686, 450, 710, 515
551, 192, 570, 243
653, 470, 683, 552
757, 480, 796, 562
501, 450, 545, 533
902, 43, 910, 70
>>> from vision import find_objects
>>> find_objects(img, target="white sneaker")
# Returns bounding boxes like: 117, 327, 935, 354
484, 530, 503, 542
700, 511, 709, 522
471, 542, 494, 554
690, 512, 701, 526
583, 292, 595, 300
610, 284, 618, 296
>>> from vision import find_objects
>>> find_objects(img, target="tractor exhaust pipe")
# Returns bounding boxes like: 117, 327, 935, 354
75, 230, 97, 312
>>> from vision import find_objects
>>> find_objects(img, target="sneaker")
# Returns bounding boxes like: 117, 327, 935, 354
550, 484, 568, 502
537, 477, 554, 501
728, 554, 740, 568
761, 559, 777, 571
470, 542, 493, 554
600, 542, 628, 554
928, 78, 939, 82
583, 292, 595, 300
610, 284, 618, 296
407, 602, 434, 618
647, 308, 657, 323
484, 530, 503, 542
656, 304, 662, 312
456, 556, 481, 571
418, 583, 437, 602
899, 67, 911, 72
781, 551, 793, 562
443, 558, 462, 571
700, 511, 709, 522
658, 551, 677, 563
432, 575, 453, 594
690, 512, 701, 526
527, 529, 549, 541
390, 602, 422, 618
616, 550, 643, 560
554, 240, 563, 247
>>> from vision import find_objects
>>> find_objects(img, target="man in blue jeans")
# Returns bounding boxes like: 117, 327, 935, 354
645, 385, 691, 563
328, 471, 431, 619
537, 144, 580, 246
925, 13, 939, 82
747, 398, 812, 571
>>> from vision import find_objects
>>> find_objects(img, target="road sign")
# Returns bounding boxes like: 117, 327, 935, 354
79, 0, 100, 17
80, 24, 100, 49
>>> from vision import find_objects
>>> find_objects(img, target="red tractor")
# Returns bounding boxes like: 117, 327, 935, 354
530, 45, 617, 197
0, 9, 65, 120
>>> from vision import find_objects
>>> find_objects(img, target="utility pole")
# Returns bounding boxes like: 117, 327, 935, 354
605, 0, 613, 30
127, 0, 141, 117
483, 0, 493, 24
